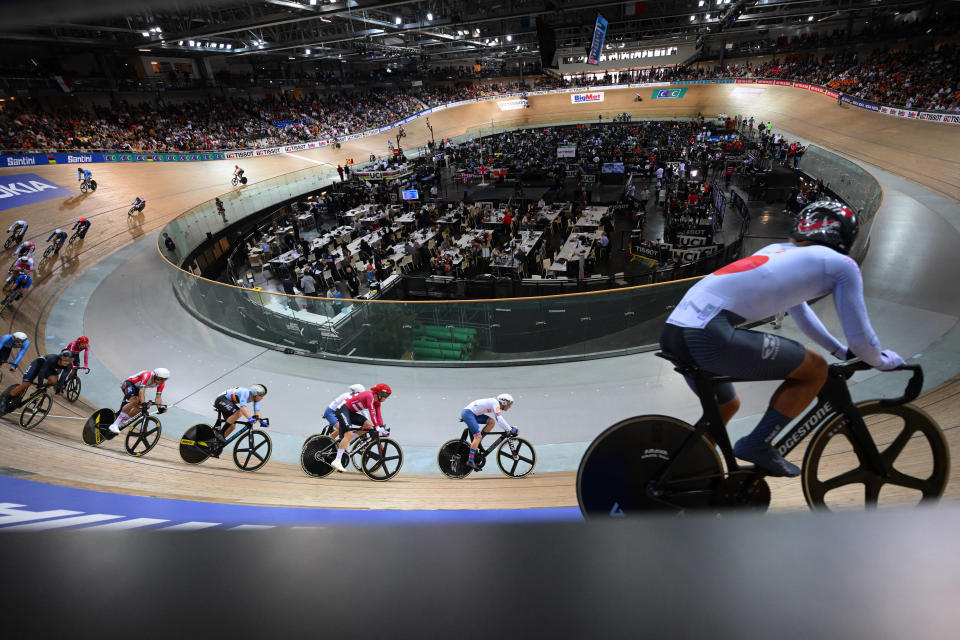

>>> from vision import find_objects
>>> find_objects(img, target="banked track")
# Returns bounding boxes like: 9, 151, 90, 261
1, 83, 959, 512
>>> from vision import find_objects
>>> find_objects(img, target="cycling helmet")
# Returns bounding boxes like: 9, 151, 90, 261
371, 383, 392, 397
55, 229, 63, 235
790, 200, 859, 255
58, 349, 74, 360
348, 383, 365, 394
250, 384, 267, 397
77, 336, 89, 345
12, 331, 27, 343
78, 218, 87, 223
497, 393, 514, 408
152, 367, 170, 380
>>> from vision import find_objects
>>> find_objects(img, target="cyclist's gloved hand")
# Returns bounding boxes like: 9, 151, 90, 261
878, 350, 906, 371
156, 405, 167, 414
508, 427, 518, 437
376, 426, 390, 437
259, 417, 270, 427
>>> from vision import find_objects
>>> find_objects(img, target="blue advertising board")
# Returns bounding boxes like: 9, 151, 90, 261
402, 189, 419, 200
0, 173, 74, 212
587, 14, 608, 65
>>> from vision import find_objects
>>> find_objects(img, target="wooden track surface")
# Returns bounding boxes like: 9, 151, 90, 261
1, 84, 959, 512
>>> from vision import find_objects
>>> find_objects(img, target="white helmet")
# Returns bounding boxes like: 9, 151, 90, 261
349, 384, 365, 394
496, 393, 514, 408
12, 331, 27, 342
152, 367, 170, 380
55, 228, 63, 235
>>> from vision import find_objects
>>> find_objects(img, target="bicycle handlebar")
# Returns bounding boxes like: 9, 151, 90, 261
832, 360, 923, 406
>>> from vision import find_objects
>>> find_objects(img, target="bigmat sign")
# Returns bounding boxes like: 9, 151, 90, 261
0, 173, 74, 212
571, 92, 604, 104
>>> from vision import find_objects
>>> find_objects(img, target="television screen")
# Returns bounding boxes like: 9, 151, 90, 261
401, 189, 419, 200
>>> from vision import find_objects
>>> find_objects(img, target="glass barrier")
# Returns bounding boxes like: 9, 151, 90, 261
162, 129, 879, 364
797, 145, 882, 262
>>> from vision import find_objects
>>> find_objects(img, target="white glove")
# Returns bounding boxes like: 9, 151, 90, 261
878, 350, 906, 371
376, 426, 390, 437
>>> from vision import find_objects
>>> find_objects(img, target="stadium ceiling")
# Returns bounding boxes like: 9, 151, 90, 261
0, 0, 935, 65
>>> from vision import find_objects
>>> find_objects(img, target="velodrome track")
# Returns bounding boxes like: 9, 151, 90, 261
1, 84, 959, 516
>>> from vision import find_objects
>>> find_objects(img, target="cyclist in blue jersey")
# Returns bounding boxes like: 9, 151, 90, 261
130, 196, 146, 213
47, 229, 68, 255
660, 201, 904, 478
324, 383, 365, 437
72, 217, 91, 239
0, 332, 30, 370
78, 167, 93, 188
3, 274, 32, 301
211, 384, 270, 455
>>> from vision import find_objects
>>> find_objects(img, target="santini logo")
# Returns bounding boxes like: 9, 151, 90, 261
5, 157, 36, 166
67, 155, 93, 163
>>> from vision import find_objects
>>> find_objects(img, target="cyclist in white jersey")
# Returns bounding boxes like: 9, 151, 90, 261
324, 383, 365, 438
660, 201, 904, 477
461, 394, 517, 471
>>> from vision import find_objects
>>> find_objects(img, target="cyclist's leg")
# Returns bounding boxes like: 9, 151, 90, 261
323, 407, 341, 438
213, 395, 243, 438
111, 382, 143, 432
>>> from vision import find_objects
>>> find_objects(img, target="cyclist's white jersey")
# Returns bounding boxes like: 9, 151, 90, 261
463, 398, 511, 430
666, 242, 890, 369
327, 391, 354, 412
9, 220, 27, 233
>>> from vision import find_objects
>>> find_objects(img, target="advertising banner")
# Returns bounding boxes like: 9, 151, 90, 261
587, 14, 608, 65
497, 98, 529, 111
557, 145, 577, 158
650, 88, 687, 99
0, 173, 74, 212
571, 92, 604, 104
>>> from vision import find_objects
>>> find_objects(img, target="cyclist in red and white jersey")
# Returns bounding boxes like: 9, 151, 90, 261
108, 367, 169, 434
15, 241, 36, 258
332, 383, 392, 472
660, 201, 904, 477
461, 394, 517, 471
6, 256, 34, 285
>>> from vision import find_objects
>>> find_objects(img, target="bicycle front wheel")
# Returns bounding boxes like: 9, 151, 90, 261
496, 437, 536, 478
577, 415, 724, 518
349, 433, 372, 470
125, 416, 162, 457
65, 376, 81, 403
19, 392, 52, 430
233, 430, 272, 472
360, 438, 403, 481
802, 401, 950, 510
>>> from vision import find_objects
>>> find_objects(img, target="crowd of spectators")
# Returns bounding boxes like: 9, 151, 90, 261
1, 40, 956, 154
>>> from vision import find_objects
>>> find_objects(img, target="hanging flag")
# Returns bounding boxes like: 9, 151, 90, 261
51, 75, 74, 94
624, 2, 646, 16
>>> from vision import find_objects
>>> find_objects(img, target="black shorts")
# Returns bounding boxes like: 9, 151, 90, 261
214, 394, 240, 418
660, 310, 807, 405
0, 346, 11, 364
121, 380, 138, 401
23, 358, 50, 384
340, 409, 368, 431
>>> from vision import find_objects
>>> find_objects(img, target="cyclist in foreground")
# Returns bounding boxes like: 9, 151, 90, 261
233, 164, 244, 183
210, 384, 269, 457
4, 350, 73, 411
78, 167, 93, 188
324, 383, 365, 437
47, 229, 68, 255
0, 332, 30, 370
130, 196, 146, 214
3, 274, 32, 304
461, 393, 517, 471
332, 383, 392, 472
107, 368, 169, 434
660, 201, 904, 477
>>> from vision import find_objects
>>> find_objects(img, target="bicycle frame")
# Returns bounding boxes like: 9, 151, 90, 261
653, 358, 922, 490
459, 427, 512, 459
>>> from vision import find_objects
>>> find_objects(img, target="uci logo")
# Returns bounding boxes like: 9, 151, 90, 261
653, 88, 687, 99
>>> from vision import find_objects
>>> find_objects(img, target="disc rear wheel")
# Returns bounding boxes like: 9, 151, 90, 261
437, 439, 471, 479
577, 415, 724, 518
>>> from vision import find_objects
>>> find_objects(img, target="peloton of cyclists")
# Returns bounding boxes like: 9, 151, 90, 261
72, 217, 91, 239
210, 384, 269, 456
130, 196, 146, 214
461, 393, 517, 471
7, 220, 28, 245
0, 332, 30, 371
324, 383, 365, 435
4, 350, 74, 411
332, 383, 392, 472
107, 368, 169, 434
47, 229, 68, 255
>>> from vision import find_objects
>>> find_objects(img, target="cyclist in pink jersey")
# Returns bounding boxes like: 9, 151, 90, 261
332, 383, 392, 472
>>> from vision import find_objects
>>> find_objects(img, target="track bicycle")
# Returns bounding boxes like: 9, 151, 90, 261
231, 175, 247, 186
438, 426, 536, 479
319, 423, 376, 471
577, 353, 951, 517
128, 203, 145, 217
3, 232, 25, 251
79, 179, 97, 193
300, 426, 403, 481
41, 240, 65, 260
179, 410, 272, 472
82, 401, 164, 457
63, 366, 89, 403
0, 381, 55, 430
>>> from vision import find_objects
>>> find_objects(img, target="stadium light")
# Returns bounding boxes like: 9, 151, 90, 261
427, 12, 433, 21
395, 16, 401, 25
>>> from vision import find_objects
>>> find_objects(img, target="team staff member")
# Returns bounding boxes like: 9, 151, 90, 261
211, 385, 269, 456
0, 332, 30, 370
5, 350, 74, 410
108, 368, 169, 434
332, 383, 392, 472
